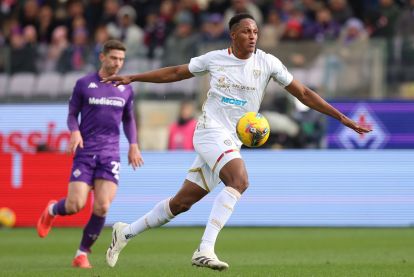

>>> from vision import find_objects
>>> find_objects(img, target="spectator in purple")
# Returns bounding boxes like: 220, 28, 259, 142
304, 7, 341, 42
144, 10, 167, 59
200, 13, 228, 44
57, 27, 90, 73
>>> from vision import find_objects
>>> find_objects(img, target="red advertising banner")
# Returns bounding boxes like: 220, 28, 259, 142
0, 153, 92, 227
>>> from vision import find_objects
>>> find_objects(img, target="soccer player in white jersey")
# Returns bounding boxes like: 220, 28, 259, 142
102, 13, 372, 271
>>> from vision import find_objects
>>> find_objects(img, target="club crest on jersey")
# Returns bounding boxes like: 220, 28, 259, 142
253, 69, 261, 79
73, 169, 81, 178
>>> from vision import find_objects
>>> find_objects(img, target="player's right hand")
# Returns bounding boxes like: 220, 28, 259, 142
101, 75, 132, 86
68, 130, 83, 155
341, 116, 372, 134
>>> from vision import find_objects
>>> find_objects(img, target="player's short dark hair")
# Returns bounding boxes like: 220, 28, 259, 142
102, 40, 126, 54
229, 13, 256, 31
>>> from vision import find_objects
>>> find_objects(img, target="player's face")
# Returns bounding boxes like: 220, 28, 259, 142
100, 49, 125, 76
231, 18, 258, 58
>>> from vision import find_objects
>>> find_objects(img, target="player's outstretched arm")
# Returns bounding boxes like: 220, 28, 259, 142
101, 64, 194, 86
285, 79, 372, 134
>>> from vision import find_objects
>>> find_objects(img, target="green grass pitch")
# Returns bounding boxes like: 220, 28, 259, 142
0, 227, 413, 276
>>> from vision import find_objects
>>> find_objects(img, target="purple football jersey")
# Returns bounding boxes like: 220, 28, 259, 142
67, 72, 137, 158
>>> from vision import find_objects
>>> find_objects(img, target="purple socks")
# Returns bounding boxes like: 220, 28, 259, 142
51, 199, 105, 253
52, 198, 68, 216
79, 213, 106, 253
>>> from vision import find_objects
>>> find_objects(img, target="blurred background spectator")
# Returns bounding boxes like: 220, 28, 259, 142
162, 10, 199, 66
107, 5, 145, 58
168, 100, 197, 150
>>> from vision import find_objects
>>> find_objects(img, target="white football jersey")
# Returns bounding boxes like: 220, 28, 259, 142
188, 48, 293, 144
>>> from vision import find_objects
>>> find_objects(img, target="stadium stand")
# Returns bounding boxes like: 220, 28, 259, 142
0, 73, 9, 98
8, 73, 36, 98
34, 72, 63, 98
61, 71, 85, 97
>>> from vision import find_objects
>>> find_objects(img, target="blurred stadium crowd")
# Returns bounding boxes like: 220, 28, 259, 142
1, 0, 414, 83
1, 0, 414, 149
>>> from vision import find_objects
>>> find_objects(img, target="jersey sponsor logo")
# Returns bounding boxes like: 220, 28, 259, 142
88, 97, 125, 107
221, 96, 247, 106
216, 76, 256, 92
216, 76, 231, 90
231, 83, 256, 91
88, 82, 98, 88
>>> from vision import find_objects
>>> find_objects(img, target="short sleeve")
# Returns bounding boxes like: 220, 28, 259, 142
188, 52, 211, 76
267, 54, 293, 87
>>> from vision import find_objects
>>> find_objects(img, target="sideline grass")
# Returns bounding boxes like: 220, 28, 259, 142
0, 227, 413, 276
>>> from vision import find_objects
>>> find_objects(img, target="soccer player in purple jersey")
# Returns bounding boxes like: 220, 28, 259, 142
37, 40, 144, 268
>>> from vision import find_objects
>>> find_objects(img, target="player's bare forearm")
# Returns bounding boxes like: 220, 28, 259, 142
285, 79, 372, 134
102, 64, 194, 86
131, 64, 193, 83
302, 90, 341, 119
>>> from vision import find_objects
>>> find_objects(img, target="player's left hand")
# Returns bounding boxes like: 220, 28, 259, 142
128, 144, 144, 170
341, 116, 372, 134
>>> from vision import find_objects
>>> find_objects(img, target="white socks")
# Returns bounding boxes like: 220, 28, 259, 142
75, 249, 87, 257
199, 187, 241, 252
122, 198, 174, 239
120, 186, 241, 252
48, 203, 55, 216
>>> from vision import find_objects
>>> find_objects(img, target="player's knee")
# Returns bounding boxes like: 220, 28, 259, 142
93, 202, 110, 217
169, 198, 193, 215
227, 176, 249, 194
65, 200, 85, 214
224, 174, 249, 193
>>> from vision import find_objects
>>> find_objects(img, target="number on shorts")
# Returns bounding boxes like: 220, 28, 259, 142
111, 161, 120, 180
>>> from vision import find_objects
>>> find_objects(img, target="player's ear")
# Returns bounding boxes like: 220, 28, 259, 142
230, 30, 236, 41
99, 52, 105, 63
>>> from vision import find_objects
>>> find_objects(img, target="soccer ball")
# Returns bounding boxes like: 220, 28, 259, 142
0, 207, 16, 228
236, 112, 270, 147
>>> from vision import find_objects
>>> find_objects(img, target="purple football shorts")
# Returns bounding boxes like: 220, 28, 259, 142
69, 154, 121, 186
